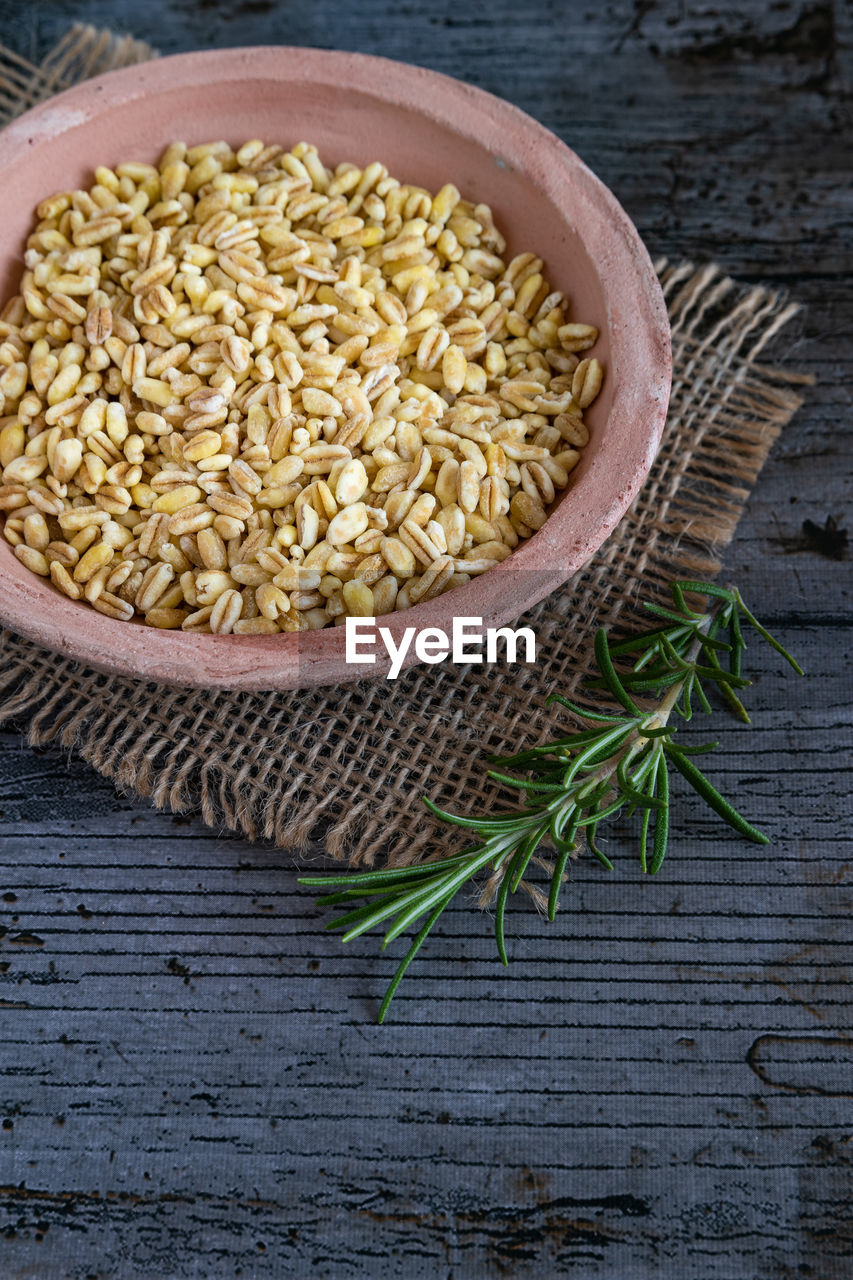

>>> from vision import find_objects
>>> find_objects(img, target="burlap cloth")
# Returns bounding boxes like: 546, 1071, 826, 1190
0, 27, 808, 867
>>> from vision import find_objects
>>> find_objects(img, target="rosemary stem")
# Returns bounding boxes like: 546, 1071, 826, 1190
646, 610, 716, 728
565, 610, 719, 831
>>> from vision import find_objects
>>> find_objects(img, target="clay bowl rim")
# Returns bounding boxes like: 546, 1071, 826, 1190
0, 45, 671, 690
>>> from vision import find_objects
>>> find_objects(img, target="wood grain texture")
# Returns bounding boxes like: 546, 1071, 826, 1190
0, 0, 851, 1276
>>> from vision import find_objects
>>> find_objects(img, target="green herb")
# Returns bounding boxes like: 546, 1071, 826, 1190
299, 581, 803, 1022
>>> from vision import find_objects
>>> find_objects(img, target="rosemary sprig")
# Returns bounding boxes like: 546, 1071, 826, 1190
300, 581, 803, 1022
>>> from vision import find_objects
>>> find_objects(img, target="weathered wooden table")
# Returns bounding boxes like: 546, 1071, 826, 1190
0, 2, 850, 1276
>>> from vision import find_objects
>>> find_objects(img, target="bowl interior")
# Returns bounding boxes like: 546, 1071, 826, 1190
0, 73, 614, 448
0, 49, 668, 688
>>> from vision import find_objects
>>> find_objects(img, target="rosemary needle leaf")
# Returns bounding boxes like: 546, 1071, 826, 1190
485, 770, 564, 793
594, 627, 643, 716
639, 791, 652, 875
607, 628, 676, 657
548, 849, 573, 921
510, 828, 546, 893
681, 676, 694, 721
494, 885, 510, 966
673, 579, 732, 607
694, 677, 713, 716
320, 883, 429, 907
339, 863, 475, 942
492, 727, 610, 764
495, 845, 529, 965
617, 754, 666, 810
587, 835, 613, 871
694, 633, 735, 653
377, 899, 449, 1025
578, 799, 624, 829
665, 745, 769, 843
613, 671, 685, 692
544, 692, 623, 722
382, 851, 498, 946
687, 663, 750, 689
713, 678, 751, 724
571, 723, 637, 772
731, 605, 745, 679
316, 866, 475, 901
326, 899, 401, 934
422, 796, 539, 833
649, 758, 670, 875
342, 888, 436, 943
734, 593, 805, 675
298, 854, 472, 890
642, 603, 700, 625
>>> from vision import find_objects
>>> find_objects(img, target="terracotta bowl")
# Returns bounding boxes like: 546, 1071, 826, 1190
0, 47, 670, 689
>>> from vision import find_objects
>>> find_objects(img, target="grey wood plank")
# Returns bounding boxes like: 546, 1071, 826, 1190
1, 628, 851, 1278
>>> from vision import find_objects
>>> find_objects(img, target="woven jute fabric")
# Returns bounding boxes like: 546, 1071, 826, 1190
0, 24, 155, 124
0, 27, 807, 867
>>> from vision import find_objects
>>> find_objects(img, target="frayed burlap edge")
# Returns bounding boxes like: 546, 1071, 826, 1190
0, 24, 154, 125
0, 29, 809, 868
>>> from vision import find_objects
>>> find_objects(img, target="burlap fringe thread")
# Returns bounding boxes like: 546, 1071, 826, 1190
0, 28, 809, 868
0, 24, 154, 126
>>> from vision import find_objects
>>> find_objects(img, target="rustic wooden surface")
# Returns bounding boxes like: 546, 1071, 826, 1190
0, 1, 851, 1276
